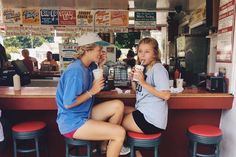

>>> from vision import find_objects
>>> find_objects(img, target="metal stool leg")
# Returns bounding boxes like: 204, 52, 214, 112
35, 138, 40, 157
13, 138, 17, 157
192, 142, 197, 157
154, 145, 158, 157
87, 143, 91, 157
65, 143, 69, 157
130, 145, 134, 157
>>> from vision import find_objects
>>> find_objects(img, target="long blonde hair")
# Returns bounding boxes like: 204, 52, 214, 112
74, 43, 99, 59
137, 37, 161, 67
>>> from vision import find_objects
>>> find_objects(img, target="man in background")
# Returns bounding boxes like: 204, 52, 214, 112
40, 51, 59, 71
21, 49, 38, 73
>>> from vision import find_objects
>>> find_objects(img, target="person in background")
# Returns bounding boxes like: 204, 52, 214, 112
21, 49, 38, 73
56, 32, 127, 157
123, 49, 136, 68
40, 51, 59, 71
122, 37, 171, 157
0, 44, 8, 73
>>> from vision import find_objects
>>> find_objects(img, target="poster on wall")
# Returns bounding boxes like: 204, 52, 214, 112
59, 43, 78, 72
110, 11, 128, 26
216, 0, 235, 62
77, 10, 94, 27
134, 12, 156, 29
95, 11, 110, 26
58, 10, 76, 25
22, 8, 40, 25
3, 8, 22, 24
40, 9, 58, 25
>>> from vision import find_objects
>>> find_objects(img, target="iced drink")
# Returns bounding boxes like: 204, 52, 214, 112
93, 69, 103, 80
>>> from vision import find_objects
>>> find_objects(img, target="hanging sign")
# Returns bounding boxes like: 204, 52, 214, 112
40, 9, 58, 25
3, 8, 22, 24
135, 12, 156, 29
22, 8, 40, 25
58, 10, 76, 25
110, 11, 128, 26
76, 10, 94, 27
95, 11, 110, 26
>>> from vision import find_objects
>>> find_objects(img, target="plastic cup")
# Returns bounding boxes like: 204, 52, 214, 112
133, 65, 144, 82
169, 80, 174, 88
176, 79, 184, 88
93, 69, 103, 80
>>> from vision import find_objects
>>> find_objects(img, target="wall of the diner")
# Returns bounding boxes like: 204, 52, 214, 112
219, 12, 236, 157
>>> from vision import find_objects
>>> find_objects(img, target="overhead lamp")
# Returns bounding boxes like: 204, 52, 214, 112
128, 0, 135, 9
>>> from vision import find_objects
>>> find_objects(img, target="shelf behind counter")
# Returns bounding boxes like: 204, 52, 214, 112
0, 87, 233, 110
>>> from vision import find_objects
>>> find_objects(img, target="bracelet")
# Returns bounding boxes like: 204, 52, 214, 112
87, 91, 93, 98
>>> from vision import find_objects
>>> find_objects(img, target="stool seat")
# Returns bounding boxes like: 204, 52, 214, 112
188, 124, 222, 137
12, 121, 46, 132
127, 131, 162, 157
128, 131, 161, 140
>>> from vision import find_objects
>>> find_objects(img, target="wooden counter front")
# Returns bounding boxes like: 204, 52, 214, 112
0, 87, 233, 110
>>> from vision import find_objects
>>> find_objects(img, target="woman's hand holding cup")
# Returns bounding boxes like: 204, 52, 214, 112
90, 78, 104, 95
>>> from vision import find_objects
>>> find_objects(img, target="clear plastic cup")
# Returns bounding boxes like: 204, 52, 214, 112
176, 79, 184, 88
93, 69, 103, 80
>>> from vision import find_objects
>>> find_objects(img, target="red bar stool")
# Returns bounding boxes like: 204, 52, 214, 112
186, 124, 223, 157
12, 121, 48, 157
127, 131, 162, 157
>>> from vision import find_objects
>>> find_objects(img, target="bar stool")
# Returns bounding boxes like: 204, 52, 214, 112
187, 124, 223, 157
65, 137, 91, 157
12, 121, 48, 157
127, 131, 162, 157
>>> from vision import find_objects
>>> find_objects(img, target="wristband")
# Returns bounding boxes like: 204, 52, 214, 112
87, 91, 93, 98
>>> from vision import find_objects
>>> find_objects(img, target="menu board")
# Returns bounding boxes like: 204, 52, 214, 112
22, 8, 40, 25
95, 11, 110, 26
216, 0, 235, 63
134, 12, 156, 29
59, 43, 78, 72
77, 10, 94, 27
110, 11, 128, 26
58, 10, 76, 25
3, 8, 22, 24
40, 9, 58, 25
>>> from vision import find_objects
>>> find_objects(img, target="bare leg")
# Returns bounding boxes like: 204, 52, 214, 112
122, 107, 143, 157
73, 100, 125, 157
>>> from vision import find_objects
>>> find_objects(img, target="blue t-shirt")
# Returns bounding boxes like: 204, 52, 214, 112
136, 63, 170, 129
56, 59, 94, 134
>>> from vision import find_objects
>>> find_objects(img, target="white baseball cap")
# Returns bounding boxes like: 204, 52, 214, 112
77, 32, 110, 46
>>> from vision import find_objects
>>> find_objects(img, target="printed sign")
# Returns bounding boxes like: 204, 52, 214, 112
22, 8, 40, 25
95, 11, 110, 26
59, 10, 76, 25
40, 9, 58, 25
135, 12, 156, 29
77, 10, 94, 27
110, 11, 128, 26
3, 8, 22, 24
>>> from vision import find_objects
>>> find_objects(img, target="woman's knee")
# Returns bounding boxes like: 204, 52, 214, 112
111, 99, 124, 112
114, 126, 126, 141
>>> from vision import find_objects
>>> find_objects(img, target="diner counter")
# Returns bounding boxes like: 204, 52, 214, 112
0, 87, 233, 110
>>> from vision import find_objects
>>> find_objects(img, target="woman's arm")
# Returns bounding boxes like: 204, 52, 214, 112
135, 71, 170, 100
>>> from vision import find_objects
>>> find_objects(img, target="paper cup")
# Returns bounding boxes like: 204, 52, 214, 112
176, 79, 184, 88
93, 69, 103, 80
133, 65, 144, 82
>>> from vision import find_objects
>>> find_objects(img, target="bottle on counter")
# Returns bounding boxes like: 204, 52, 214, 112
13, 74, 21, 91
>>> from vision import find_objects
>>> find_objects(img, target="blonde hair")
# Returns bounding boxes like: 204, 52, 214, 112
137, 37, 161, 66
74, 43, 99, 59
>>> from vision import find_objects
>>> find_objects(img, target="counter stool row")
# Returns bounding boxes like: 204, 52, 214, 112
11, 121, 223, 157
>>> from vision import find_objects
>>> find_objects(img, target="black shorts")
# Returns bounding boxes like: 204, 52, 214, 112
132, 110, 164, 134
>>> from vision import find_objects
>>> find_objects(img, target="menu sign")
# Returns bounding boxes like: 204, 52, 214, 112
3, 8, 22, 24
22, 8, 40, 25
110, 11, 128, 26
135, 12, 156, 29
58, 10, 76, 25
216, 0, 235, 62
95, 11, 110, 26
77, 10, 94, 27
40, 9, 58, 25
